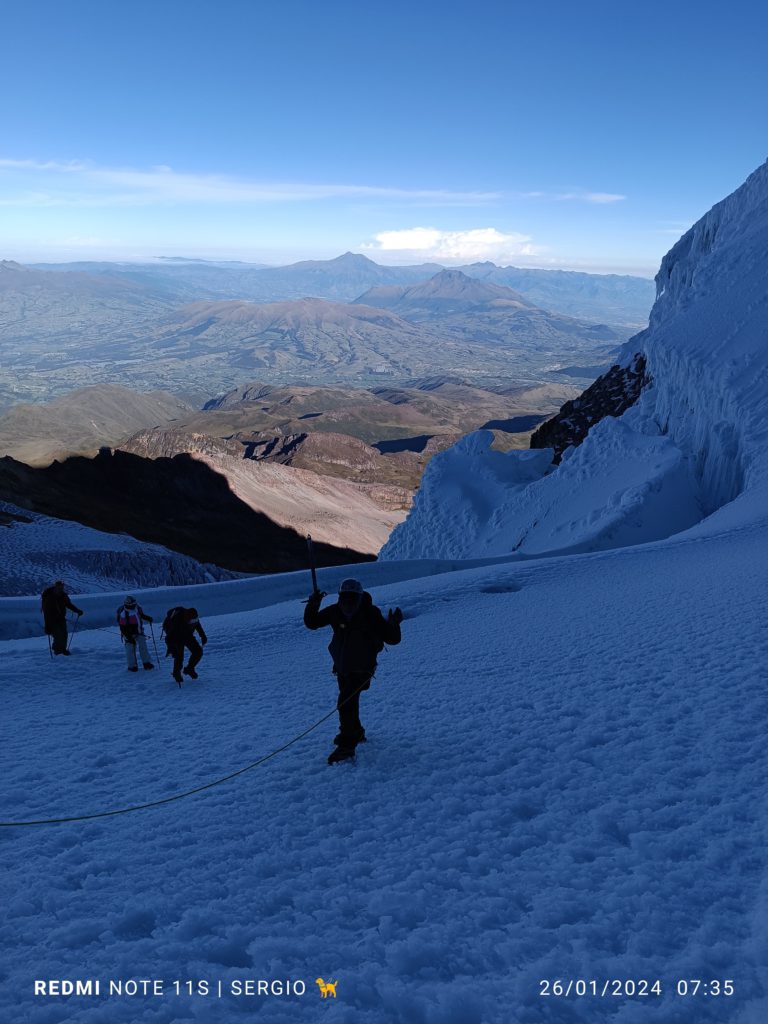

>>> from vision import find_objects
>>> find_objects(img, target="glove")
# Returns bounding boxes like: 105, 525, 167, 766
307, 590, 326, 605
388, 607, 403, 625
146, 616, 154, 623
201, 637, 208, 646
76, 609, 84, 617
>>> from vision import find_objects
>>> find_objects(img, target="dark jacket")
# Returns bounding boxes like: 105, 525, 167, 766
41, 587, 82, 630
164, 608, 207, 647
304, 591, 401, 676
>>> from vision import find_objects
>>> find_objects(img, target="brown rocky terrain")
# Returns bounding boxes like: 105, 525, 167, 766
120, 429, 411, 553
192, 379, 578, 446
117, 378, 581, 552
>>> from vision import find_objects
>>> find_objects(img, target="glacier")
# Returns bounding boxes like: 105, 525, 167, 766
382, 159, 768, 561
0, 500, 243, 599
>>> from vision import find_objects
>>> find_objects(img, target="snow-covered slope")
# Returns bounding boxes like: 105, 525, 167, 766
0, 501, 238, 597
383, 159, 768, 560
382, 424, 702, 560
2, 519, 768, 1022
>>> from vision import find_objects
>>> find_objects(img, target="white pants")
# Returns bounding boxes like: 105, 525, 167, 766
124, 633, 151, 669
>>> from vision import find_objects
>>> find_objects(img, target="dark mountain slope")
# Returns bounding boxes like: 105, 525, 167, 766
0, 450, 371, 573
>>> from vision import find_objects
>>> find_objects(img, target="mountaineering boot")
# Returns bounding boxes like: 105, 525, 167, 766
128, 666, 138, 672
333, 728, 366, 746
143, 662, 154, 670
172, 670, 183, 685
328, 747, 355, 765
183, 666, 198, 679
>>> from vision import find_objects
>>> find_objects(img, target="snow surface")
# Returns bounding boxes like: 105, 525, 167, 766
0, 501, 239, 598
383, 159, 768, 563
380, 425, 701, 560
2, 519, 768, 1022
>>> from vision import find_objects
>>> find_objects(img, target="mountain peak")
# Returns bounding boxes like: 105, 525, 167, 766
406, 269, 530, 305
432, 268, 473, 282
332, 252, 377, 267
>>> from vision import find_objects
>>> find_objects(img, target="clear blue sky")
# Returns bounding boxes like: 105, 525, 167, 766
1, 0, 766, 275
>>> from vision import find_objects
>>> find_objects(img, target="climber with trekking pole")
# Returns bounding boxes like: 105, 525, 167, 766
303, 534, 404, 764
117, 596, 155, 672
41, 580, 84, 657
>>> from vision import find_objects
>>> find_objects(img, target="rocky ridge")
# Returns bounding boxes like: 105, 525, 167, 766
530, 354, 649, 462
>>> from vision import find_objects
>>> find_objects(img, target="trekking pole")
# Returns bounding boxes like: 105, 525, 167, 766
67, 613, 81, 653
149, 621, 161, 666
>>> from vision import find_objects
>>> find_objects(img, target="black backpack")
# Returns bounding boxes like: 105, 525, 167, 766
162, 607, 185, 638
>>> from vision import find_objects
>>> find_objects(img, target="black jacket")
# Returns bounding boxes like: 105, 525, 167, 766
304, 591, 401, 676
165, 609, 207, 647
41, 587, 82, 630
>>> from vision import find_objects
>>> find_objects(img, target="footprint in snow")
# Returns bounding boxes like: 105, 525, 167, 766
480, 581, 522, 595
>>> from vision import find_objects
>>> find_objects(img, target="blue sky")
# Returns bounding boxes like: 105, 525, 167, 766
1, 0, 766, 275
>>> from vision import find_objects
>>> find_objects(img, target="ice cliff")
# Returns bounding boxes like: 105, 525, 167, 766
381, 159, 768, 561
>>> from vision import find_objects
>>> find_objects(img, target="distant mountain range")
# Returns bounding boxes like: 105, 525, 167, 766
455, 262, 654, 326
355, 269, 622, 353
1, 252, 650, 404
29, 251, 654, 325
355, 269, 533, 317
77, 273, 624, 389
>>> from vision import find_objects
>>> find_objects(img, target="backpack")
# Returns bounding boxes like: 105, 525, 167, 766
162, 607, 185, 637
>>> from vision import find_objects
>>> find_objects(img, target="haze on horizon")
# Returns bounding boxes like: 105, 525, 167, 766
2, 0, 766, 278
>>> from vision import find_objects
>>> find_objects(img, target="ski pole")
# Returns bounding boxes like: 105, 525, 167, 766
307, 534, 320, 595
67, 613, 81, 653
149, 621, 161, 666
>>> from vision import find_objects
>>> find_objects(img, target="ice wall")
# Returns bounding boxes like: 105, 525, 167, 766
634, 157, 768, 514
383, 158, 768, 560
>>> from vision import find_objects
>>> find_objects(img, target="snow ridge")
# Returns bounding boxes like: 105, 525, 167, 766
384, 158, 768, 560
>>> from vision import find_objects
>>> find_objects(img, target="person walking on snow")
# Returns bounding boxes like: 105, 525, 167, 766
41, 580, 83, 655
163, 607, 207, 685
304, 578, 402, 764
117, 596, 154, 672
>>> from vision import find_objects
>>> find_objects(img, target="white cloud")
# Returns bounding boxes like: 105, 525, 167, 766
364, 226, 539, 262
577, 192, 626, 204
0, 157, 500, 208
519, 189, 626, 204
0, 158, 625, 209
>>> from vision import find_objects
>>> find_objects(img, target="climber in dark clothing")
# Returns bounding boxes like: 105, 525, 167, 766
304, 578, 402, 763
163, 607, 207, 685
41, 580, 83, 655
